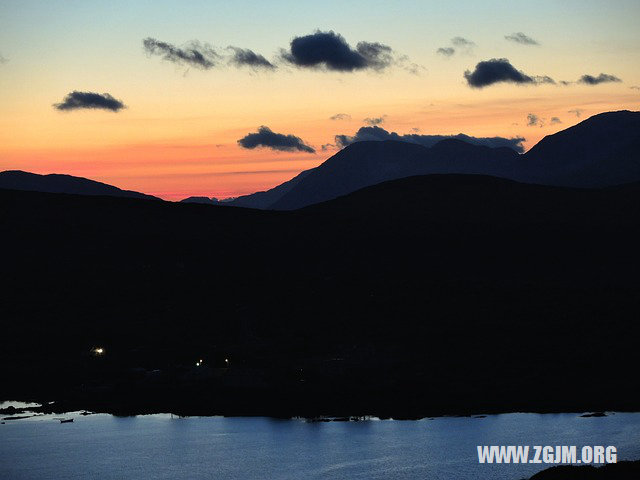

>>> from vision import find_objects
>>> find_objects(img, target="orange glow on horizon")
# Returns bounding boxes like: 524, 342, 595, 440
1, 93, 637, 201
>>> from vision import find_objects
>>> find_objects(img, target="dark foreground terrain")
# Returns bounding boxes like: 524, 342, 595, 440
2, 174, 640, 417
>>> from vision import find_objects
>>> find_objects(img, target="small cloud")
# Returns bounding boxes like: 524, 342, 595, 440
411, 127, 421, 133
437, 47, 455, 57
451, 37, 475, 48
630, 86, 640, 90
0, 53, 7, 64
227, 46, 275, 70
53, 91, 126, 112
504, 32, 539, 46
527, 113, 548, 128
535, 76, 556, 85
568, 109, 583, 117
363, 115, 387, 126
437, 37, 473, 58
330, 113, 351, 121
550, 117, 562, 125
399, 58, 426, 75
464, 58, 554, 88
143, 37, 219, 69
238, 126, 315, 153
321, 143, 336, 151
281, 30, 396, 72
578, 73, 621, 85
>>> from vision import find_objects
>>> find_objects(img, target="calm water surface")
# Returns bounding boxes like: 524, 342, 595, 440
1, 411, 639, 480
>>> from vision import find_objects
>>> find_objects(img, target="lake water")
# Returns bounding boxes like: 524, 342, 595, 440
1, 411, 639, 480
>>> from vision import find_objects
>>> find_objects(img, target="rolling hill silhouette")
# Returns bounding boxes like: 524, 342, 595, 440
228, 110, 640, 210
0, 170, 159, 200
2, 173, 640, 416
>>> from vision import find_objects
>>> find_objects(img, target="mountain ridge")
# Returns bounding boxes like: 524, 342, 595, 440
228, 110, 640, 210
4, 110, 639, 209
0, 170, 160, 201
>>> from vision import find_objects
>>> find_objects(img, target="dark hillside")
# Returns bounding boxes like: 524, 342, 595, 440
2, 175, 639, 416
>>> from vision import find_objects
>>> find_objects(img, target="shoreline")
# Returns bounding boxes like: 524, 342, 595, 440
1, 400, 631, 421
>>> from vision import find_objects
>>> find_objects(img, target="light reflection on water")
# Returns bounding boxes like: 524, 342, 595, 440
1, 412, 639, 480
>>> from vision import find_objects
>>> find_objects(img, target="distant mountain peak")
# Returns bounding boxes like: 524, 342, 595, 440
180, 196, 220, 205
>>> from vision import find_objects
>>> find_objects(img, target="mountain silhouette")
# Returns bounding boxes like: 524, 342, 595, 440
228, 168, 314, 209
519, 110, 640, 187
271, 139, 519, 210
180, 196, 220, 205
7, 111, 637, 210
2, 173, 640, 416
0, 170, 159, 200
229, 110, 640, 210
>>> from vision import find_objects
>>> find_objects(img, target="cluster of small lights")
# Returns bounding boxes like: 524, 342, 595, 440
92, 347, 104, 355
195, 358, 229, 367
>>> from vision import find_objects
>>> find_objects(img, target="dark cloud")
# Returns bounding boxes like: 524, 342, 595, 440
578, 73, 622, 85
238, 126, 315, 153
437, 47, 455, 57
227, 46, 275, 70
0, 54, 7, 64
527, 114, 541, 127
356, 41, 395, 70
281, 30, 395, 72
451, 37, 475, 48
526, 114, 554, 128
53, 91, 126, 112
561, 74, 621, 86
330, 113, 351, 121
464, 58, 554, 88
335, 125, 525, 153
630, 86, 640, 90
363, 115, 386, 126
143, 33, 421, 75
568, 109, 583, 117
144, 37, 276, 72
321, 143, 336, 151
143, 37, 218, 69
505, 32, 539, 45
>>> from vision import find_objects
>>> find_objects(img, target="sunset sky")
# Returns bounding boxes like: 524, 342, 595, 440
1, 0, 639, 200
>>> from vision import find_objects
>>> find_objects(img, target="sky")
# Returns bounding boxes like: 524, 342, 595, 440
1, 0, 639, 200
